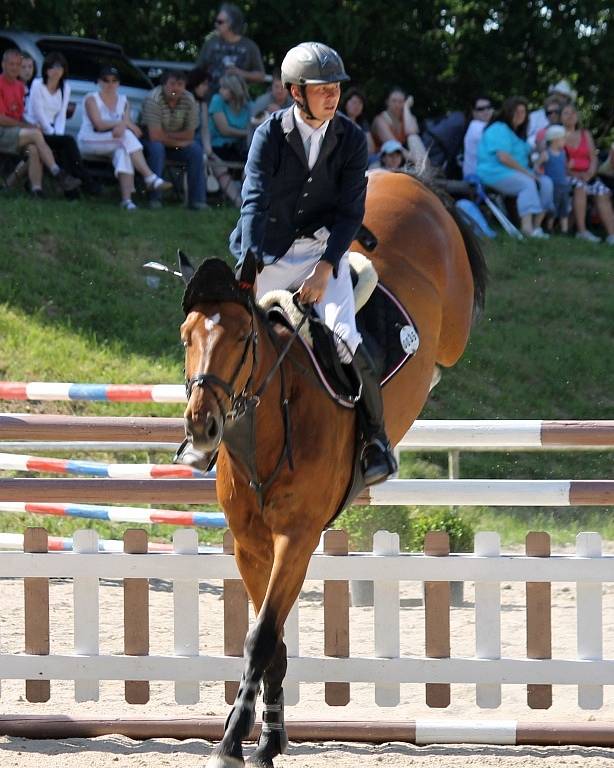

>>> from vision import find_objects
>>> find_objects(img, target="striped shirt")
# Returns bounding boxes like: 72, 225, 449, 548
141, 85, 198, 134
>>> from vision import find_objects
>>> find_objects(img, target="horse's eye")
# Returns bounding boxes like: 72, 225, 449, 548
238, 335, 250, 343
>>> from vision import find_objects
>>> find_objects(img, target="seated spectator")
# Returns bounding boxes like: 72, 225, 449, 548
209, 73, 250, 159
541, 125, 570, 234
251, 69, 292, 118
19, 52, 36, 109
561, 103, 614, 244
141, 68, 206, 210
462, 96, 494, 178
477, 95, 554, 238
340, 87, 375, 156
196, 3, 265, 93
379, 139, 405, 170
528, 79, 574, 147
25, 52, 98, 195
78, 65, 171, 210
371, 87, 426, 166
532, 95, 564, 152
0, 48, 81, 198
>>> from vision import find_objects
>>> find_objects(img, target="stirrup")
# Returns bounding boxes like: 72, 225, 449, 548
361, 438, 397, 486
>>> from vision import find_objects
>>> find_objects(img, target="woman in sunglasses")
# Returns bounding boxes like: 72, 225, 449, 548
195, 3, 265, 93
462, 96, 494, 178
77, 65, 171, 210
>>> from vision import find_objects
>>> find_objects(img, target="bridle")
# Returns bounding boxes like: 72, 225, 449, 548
183, 298, 310, 506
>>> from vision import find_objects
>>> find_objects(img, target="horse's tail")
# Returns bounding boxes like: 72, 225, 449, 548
400, 165, 488, 318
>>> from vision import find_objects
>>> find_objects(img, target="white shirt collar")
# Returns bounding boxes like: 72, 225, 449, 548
293, 105, 329, 143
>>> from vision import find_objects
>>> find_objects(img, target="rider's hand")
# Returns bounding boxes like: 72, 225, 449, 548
299, 261, 333, 304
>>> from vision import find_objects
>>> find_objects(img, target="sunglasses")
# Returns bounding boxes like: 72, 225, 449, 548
546, 108, 561, 116
475, 104, 492, 111
102, 77, 119, 83
215, 17, 227, 24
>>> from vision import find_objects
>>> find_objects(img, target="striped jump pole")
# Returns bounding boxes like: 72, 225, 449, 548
0, 452, 207, 479
0, 382, 185, 403
0, 501, 225, 527
0, 478, 612, 506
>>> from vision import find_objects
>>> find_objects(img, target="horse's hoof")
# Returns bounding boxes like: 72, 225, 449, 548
246, 756, 274, 768
205, 756, 245, 768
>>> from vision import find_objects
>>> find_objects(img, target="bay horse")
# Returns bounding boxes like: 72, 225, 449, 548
177, 169, 486, 767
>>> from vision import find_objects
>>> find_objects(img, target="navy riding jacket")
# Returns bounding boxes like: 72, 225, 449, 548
229, 107, 368, 274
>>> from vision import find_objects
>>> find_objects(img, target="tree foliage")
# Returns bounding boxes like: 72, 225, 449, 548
3, 1, 612, 137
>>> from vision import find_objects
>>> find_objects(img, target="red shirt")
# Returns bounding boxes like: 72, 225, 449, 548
0, 74, 25, 121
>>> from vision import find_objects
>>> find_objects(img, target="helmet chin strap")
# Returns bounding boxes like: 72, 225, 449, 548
295, 84, 317, 121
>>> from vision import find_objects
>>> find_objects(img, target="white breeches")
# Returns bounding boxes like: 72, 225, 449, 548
78, 129, 142, 176
256, 236, 362, 363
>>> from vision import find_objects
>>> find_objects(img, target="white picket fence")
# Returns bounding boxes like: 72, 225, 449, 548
2, 528, 611, 710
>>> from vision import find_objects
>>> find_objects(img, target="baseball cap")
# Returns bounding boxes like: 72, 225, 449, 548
545, 125, 566, 142
380, 139, 404, 155
548, 79, 576, 100
98, 65, 120, 79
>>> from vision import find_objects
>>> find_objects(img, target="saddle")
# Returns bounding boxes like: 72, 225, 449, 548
259, 250, 421, 523
259, 252, 420, 408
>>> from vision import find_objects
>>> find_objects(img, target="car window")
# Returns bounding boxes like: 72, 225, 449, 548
37, 39, 152, 89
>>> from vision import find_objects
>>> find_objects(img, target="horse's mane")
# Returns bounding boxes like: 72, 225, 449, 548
396, 164, 488, 317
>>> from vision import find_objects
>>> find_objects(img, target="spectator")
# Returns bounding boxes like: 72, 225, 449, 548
371, 87, 426, 166
532, 95, 563, 152
196, 3, 265, 93
340, 87, 375, 156
186, 66, 213, 153
251, 69, 292, 118
528, 79, 574, 147
141, 69, 206, 210
78, 65, 171, 210
541, 125, 570, 234
19, 52, 36, 108
379, 139, 405, 170
0, 48, 81, 198
25, 52, 98, 196
462, 96, 494, 178
209, 73, 250, 159
477, 95, 554, 238
561, 103, 614, 244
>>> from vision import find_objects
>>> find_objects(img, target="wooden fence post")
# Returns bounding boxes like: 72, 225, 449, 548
424, 530, 450, 708
526, 531, 552, 709
124, 529, 149, 704
24, 527, 50, 703
223, 530, 249, 704
324, 529, 350, 705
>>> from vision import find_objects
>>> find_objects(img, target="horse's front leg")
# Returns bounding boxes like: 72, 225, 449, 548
247, 639, 288, 768
206, 534, 314, 768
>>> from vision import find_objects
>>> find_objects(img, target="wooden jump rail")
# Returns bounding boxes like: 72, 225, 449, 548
1, 414, 614, 449
1, 528, 614, 744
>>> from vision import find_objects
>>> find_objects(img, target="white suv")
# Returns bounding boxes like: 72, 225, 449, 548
0, 30, 153, 138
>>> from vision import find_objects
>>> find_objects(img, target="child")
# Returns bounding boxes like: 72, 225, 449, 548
542, 124, 571, 233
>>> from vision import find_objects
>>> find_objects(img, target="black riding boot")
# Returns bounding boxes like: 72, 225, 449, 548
351, 344, 398, 486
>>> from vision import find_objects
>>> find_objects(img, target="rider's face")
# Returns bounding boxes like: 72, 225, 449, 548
302, 82, 341, 123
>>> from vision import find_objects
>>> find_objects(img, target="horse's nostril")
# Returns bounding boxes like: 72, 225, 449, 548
206, 415, 218, 440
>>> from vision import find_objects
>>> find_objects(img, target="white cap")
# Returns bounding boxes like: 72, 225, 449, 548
548, 79, 576, 100
545, 125, 566, 142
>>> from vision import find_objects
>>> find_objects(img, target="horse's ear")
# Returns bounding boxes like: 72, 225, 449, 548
177, 249, 195, 285
236, 250, 259, 292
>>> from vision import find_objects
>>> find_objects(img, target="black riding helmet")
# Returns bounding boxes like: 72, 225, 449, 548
281, 42, 350, 120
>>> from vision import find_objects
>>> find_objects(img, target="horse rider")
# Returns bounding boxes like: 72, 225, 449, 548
229, 41, 397, 485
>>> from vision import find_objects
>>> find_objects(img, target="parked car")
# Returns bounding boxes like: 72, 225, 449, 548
0, 30, 152, 139
131, 58, 193, 86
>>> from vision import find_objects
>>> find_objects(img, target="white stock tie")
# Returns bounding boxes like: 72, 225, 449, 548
306, 133, 320, 170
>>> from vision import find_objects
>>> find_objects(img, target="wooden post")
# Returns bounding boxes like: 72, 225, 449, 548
526, 531, 552, 709
324, 529, 350, 705
24, 527, 50, 702
424, 531, 450, 708
124, 529, 149, 704
223, 530, 249, 704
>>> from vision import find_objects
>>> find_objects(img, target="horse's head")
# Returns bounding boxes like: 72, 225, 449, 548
176, 252, 258, 469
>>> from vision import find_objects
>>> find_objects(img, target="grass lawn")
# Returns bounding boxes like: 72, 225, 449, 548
0, 192, 613, 547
